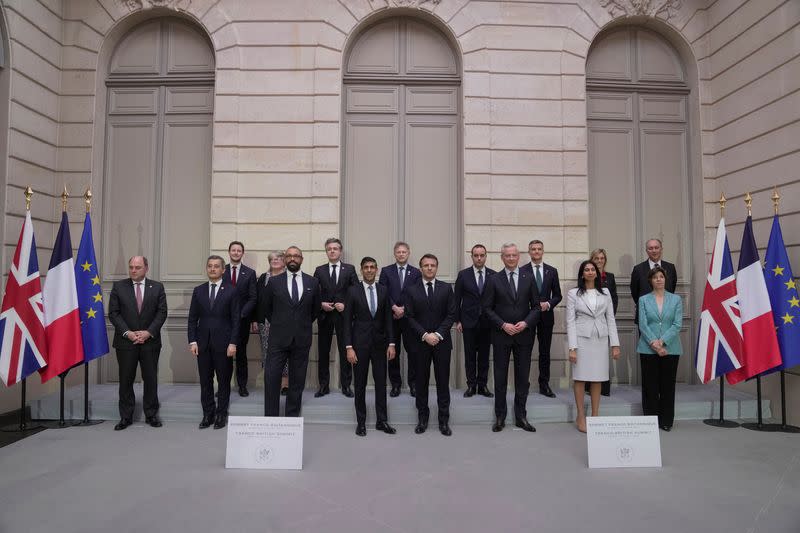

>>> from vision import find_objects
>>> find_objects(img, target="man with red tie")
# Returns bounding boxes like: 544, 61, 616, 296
223, 241, 257, 397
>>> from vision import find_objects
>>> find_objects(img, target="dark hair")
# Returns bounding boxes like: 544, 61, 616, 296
360, 256, 377, 267
647, 265, 667, 286
228, 241, 244, 252
528, 239, 543, 248
471, 244, 487, 254
419, 253, 438, 266
324, 237, 342, 249
576, 260, 604, 295
207, 255, 225, 268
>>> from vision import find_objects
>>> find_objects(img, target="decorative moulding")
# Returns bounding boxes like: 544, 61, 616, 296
120, 0, 192, 10
370, 0, 442, 8
600, 0, 682, 21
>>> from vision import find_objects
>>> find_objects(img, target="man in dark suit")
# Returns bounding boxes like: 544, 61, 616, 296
313, 237, 359, 398
482, 243, 540, 433
520, 239, 562, 398
630, 238, 678, 324
188, 255, 240, 430
222, 240, 257, 397
378, 241, 421, 397
405, 254, 457, 436
108, 256, 168, 430
454, 244, 496, 398
256, 246, 321, 417
343, 256, 397, 437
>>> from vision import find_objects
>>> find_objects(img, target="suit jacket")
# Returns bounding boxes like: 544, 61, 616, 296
378, 263, 421, 308
108, 277, 168, 349
565, 288, 619, 350
313, 262, 359, 305
454, 266, 496, 329
255, 271, 320, 350
601, 271, 619, 315
342, 283, 394, 351
187, 281, 240, 353
481, 268, 541, 346
636, 291, 683, 355
222, 263, 257, 320
520, 262, 562, 325
629, 260, 678, 323
405, 279, 457, 351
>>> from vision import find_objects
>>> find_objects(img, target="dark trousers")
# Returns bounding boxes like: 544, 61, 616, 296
415, 343, 451, 422
197, 346, 233, 417
265, 341, 310, 417
492, 341, 532, 419
353, 343, 388, 424
116, 345, 160, 420
462, 326, 491, 388
534, 319, 554, 387
317, 312, 352, 389
388, 318, 416, 388
234, 318, 250, 388
640, 354, 680, 427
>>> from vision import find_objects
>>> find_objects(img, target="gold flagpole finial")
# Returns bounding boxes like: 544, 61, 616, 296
24, 186, 33, 211
84, 187, 92, 213
61, 185, 69, 213
744, 192, 752, 216
771, 187, 780, 215
719, 193, 726, 217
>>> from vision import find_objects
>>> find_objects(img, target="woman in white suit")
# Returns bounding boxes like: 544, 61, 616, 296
567, 260, 621, 432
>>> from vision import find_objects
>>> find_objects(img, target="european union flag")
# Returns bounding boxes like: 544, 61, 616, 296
764, 214, 800, 371
75, 212, 109, 362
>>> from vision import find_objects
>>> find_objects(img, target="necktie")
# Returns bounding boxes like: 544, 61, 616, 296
135, 282, 143, 313
291, 273, 299, 304
231, 266, 237, 286
399, 266, 406, 288
368, 285, 376, 318
509, 272, 517, 300
477, 270, 484, 294
535, 264, 543, 291
426, 281, 433, 301
331, 264, 337, 286
209, 283, 217, 307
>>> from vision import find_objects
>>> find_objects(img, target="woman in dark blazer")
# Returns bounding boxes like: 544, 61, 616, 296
256, 251, 289, 395
586, 248, 618, 396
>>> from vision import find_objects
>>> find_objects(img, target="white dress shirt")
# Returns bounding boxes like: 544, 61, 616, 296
286, 270, 304, 295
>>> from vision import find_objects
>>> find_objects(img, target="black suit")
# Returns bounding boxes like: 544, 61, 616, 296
405, 279, 457, 422
188, 281, 240, 417
454, 266, 496, 388
520, 262, 562, 388
343, 282, 394, 425
256, 271, 321, 416
314, 262, 359, 389
223, 263, 257, 388
482, 269, 540, 420
378, 263, 422, 388
629, 260, 678, 324
108, 278, 168, 421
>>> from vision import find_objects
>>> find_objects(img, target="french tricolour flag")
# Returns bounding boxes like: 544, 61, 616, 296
726, 215, 781, 384
39, 212, 84, 382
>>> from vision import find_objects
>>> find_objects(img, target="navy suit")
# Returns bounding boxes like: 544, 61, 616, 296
482, 269, 540, 420
314, 262, 359, 389
454, 266, 496, 388
378, 263, 421, 389
223, 263, 257, 388
188, 281, 240, 417
520, 262, 562, 388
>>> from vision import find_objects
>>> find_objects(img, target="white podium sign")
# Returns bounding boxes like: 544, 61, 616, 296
586, 416, 662, 469
225, 416, 304, 470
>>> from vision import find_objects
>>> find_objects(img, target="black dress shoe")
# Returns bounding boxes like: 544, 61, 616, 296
539, 385, 556, 398
145, 415, 162, 428
341, 386, 354, 398
515, 417, 536, 432
213, 413, 228, 429
281, 386, 288, 396
376, 421, 396, 434
114, 419, 132, 431
660, 425, 672, 432
409, 384, 416, 398
355, 423, 367, 436
492, 417, 505, 432
239, 386, 249, 397
199, 414, 215, 429
477, 385, 494, 398
464, 386, 476, 398
314, 385, 330, 398
389, 385, 401, 397
415, 418, 428, 434
439, 422, 452, 436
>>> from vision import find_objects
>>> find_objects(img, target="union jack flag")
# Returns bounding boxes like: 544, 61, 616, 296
0, 211, 48, 386
695, 217, 744, 383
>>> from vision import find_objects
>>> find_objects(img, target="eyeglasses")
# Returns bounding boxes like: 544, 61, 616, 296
285, 254, 302, 259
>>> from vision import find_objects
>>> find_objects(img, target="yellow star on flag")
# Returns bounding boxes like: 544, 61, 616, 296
86, 308, 97, 319
786, 279, 797, 290
81, 261, 93, 272
91, 275, 101, 286
92, 292, 103, 303
789, 296, 800, 308
772, 265, 784, 276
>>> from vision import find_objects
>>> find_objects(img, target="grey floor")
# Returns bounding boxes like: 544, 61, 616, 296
0, 420, 797, 533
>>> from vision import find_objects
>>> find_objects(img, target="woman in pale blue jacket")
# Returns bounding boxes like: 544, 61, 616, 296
637, 265, 683, 431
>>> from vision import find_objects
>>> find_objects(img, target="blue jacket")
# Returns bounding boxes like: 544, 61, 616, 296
636, 291, 683, 355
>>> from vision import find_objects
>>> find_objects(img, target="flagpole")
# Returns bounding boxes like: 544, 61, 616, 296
703, 193, 740, 428
74, 188, 103, 427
